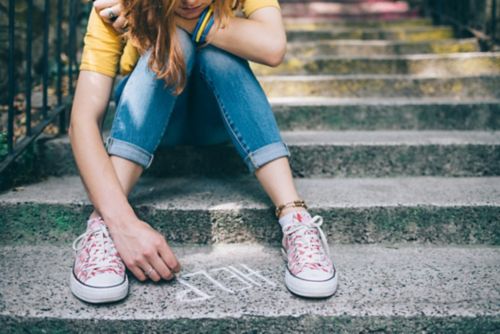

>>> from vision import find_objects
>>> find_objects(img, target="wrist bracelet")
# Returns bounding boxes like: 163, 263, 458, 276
192, 6, 211, 43
195, 5, 213, 43
199, 14, 215, 45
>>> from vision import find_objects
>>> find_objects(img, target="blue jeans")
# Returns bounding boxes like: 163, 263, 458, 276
105, 28, 290, 174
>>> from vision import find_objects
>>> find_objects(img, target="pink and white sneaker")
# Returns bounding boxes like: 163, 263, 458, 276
70, 216, 128, 303
280, 211, 338, 298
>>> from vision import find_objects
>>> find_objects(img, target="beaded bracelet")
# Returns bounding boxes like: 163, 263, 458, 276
275, 200, 308, 218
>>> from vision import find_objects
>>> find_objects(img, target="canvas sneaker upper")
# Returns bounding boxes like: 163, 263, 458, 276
281, 211, 335, 281
72, 217, 126, 287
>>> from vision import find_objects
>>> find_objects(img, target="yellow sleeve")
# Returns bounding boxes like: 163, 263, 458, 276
242, 0, 281, 17
120, 41, 140, 76
79, 7, 125, 78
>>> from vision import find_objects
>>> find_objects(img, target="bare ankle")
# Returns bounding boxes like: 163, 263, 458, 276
89, 211, 101, 220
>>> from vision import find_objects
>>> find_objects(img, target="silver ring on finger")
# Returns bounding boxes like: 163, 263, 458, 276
108, 9, 118, 21
144, 266, 155, 277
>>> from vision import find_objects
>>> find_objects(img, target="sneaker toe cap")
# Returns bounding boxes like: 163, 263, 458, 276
85, 273, 125, 288
295, 267, 335, 281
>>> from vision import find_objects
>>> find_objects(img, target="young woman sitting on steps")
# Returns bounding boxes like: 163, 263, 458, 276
69, 0, 337, 303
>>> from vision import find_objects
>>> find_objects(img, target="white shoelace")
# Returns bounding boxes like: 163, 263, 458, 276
72, 223, 121, 274
282, 215, 331, 266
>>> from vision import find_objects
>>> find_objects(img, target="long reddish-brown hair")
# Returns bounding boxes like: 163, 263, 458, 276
121, 0, 240, 95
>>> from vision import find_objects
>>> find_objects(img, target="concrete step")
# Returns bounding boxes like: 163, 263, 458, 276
102, 98, 500, 131
281, 1, 414, 18
284, 17, 432, 29
37, 130, 500, 177
286, 26, 454, 42
270, 98, 500, 130
259, 74, 500, 99
42, 130, 500, 177
286, 38, 480, 57
0, 244, 499, 332
251, 52, 500, 76
1, 176, 499, 245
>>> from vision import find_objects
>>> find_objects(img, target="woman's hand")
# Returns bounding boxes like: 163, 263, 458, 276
93, 0, 129, 33
108, 218, 181, 282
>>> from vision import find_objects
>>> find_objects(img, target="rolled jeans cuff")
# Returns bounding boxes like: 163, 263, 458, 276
245, 141, 291, 174
105, 136, 154, 169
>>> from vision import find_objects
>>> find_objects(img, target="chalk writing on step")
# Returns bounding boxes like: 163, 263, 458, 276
176, 263, 276, 303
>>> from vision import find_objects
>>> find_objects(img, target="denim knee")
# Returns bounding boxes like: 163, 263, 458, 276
106, 27, 197, 169
177, 28, 196, 75
196, 46, 290, 174
196, 46, 250, 80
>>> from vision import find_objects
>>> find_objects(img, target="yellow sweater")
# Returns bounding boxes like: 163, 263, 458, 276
80, 0, 280, 78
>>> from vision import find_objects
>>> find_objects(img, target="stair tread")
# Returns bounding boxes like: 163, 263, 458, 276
269, 96, 500, 105
281, 51, 500, 61
281, 130, 500, 145
283, 17, 432, 25
1, 176, 498, 208
287, 37, 478, 46
44, 130, 500, 147
285, 26, 452, 32
259, 73, 500, 80
0, 244, 498, 321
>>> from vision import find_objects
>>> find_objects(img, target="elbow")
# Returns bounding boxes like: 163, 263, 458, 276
266, 49, 285, 67
263, 37, 287, 67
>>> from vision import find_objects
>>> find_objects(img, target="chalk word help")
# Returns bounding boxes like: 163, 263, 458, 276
176, 264, 276, 303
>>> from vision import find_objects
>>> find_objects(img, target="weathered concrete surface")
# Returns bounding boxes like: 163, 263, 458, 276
286, 38, 480, 57
251, 52, 500, 76
37, 130, 500, 177
281, 1, 412, 18
270, 98, 500, 130
286, 26, 454, 42
284, 17, 432, 29
259, 75, 500, 98
102, 98, 500, 131
0, 244, 499, 333
1, 176, 499, 245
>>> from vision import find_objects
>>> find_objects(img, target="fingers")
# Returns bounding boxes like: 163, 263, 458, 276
128, 264, 147, 282
93, 0, 120, 12
141, 264, 162, 282
146, 252, 174, 281
97, 3, 123, 24
94, 0, 130, 35
112, 15, 129, 34
158, 241, 181, 273
126, 243, 179, 283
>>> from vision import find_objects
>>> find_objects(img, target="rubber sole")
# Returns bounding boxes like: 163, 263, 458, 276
281, 247, 338, 298
285, 268, 338, 298
70, 271, 129, 304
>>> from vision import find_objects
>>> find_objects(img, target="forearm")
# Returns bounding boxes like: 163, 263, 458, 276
174, 7, 287, 66
208, 11, 286, 66
69, 71, 137, 227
